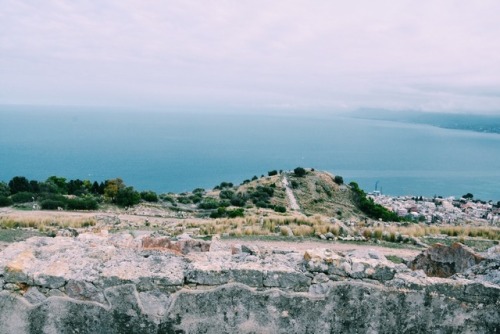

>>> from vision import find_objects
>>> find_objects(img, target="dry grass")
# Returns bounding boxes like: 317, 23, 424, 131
357, 224, 500, 242
0, 215, 96, 232
164, 216, 500, 243
165, 215, 344, 238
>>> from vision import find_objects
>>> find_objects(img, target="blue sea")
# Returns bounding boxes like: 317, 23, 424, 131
1, 106, 499, 201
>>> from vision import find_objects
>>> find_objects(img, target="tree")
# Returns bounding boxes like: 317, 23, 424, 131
67, 179, 86, 195
334, 175, 344, 185
293, 167, 306, 177
115, 186, 141, 207
8, 176, 31, 194
104, 178, 125, 202
268, 170, 278, 176
0, 182, 10, 197
462, 193, 474, 200
46, 176, 68, 194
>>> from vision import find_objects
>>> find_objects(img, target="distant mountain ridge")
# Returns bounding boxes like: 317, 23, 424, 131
349, 109, 500, 134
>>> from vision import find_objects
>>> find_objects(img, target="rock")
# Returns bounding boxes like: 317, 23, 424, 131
319, 234, 326, 240
325, 232, 335, 240
141, 235, 210, 254
23, 287, 46, 304
231, 244, 242, 255
304, 248, 343, 273
241, 244, 260, 256
66, 279, 106, 303
312, 273, 330, 284
176, 233, 192, 240
485, 244, 500, 260
263, 271, 311, 291
186, 269, 231, 285
347, 249, 386, 261
56, 228, 79, 237
409, 243, 485, 278
458, 257, 500, 285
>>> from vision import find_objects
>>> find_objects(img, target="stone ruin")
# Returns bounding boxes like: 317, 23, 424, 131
0, 233, 499, 333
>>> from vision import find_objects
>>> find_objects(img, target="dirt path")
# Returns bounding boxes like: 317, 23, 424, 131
220, 239, 420, 259
282, 175, 300, 211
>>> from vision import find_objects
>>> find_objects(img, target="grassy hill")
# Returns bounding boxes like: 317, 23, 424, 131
286, 169, 359, 218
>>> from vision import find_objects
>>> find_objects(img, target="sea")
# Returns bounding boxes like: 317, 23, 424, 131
1, 107, 499, 201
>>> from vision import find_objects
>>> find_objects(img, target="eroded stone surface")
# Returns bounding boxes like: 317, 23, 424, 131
409, 242, 485, 277
0, 233, 498, 333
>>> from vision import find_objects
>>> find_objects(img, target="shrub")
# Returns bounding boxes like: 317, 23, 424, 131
192, 188, 205, 194
293, 167, 306, 177
11, 192, 35, 203
41, 199, 66, 210
227, 208, 244, 218
177, 196, 192, 204
219, 189, 235, 200
189, 194, 203, 203
230, 194, 247, 207
214, 182, 233, 190
66, 198, 98, 210
140, 191, 158, 202
274, 205, 286, 213
0, 196, 13, 207
334, 175, 344, 185
115, 187, 141, 207
198, 198, 220, 210
268, 170, 278, 176
349, 182, 399, 222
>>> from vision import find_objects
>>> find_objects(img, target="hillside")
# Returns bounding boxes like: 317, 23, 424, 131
285, 169, 358, 218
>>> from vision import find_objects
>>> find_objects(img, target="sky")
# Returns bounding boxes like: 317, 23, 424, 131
1, 1, 500, 114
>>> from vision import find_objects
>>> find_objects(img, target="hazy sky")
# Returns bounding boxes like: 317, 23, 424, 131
1, 1, 500, 114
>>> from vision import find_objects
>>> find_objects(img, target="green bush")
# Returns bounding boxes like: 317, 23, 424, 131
11, 192, 35, 203
334, 175, 344, 185
209, 207, 244, 218
140, 191, 158, 202
41, 199, 66, 210
66, 198, 99, 210
177, 196, 192, 204
230, 194, 247, 207
349, 182, 400, 222
268, 170, 278, 176
294, 167, 306, 177
219, 189, 235, 200
198, 198, 220, 210
274, 205, 286, 213
0, 196, 13, 207
115, 187, 141, 207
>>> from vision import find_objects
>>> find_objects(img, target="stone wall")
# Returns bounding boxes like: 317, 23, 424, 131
0, 233, 499, 333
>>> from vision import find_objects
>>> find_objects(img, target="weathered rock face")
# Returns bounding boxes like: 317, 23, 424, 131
409, 242, 485, 277
0, 234, 499, 334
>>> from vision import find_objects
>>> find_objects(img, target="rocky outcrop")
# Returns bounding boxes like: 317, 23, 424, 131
409, 242, 485, 277
0, 234, 499, 333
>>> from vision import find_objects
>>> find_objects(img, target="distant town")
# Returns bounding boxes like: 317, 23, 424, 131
369, 192, 500, 225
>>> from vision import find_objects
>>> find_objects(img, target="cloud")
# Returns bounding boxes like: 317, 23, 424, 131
1, 0, 500, 113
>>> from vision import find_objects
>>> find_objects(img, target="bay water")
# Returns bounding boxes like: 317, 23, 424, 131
1, 107, 499, 201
